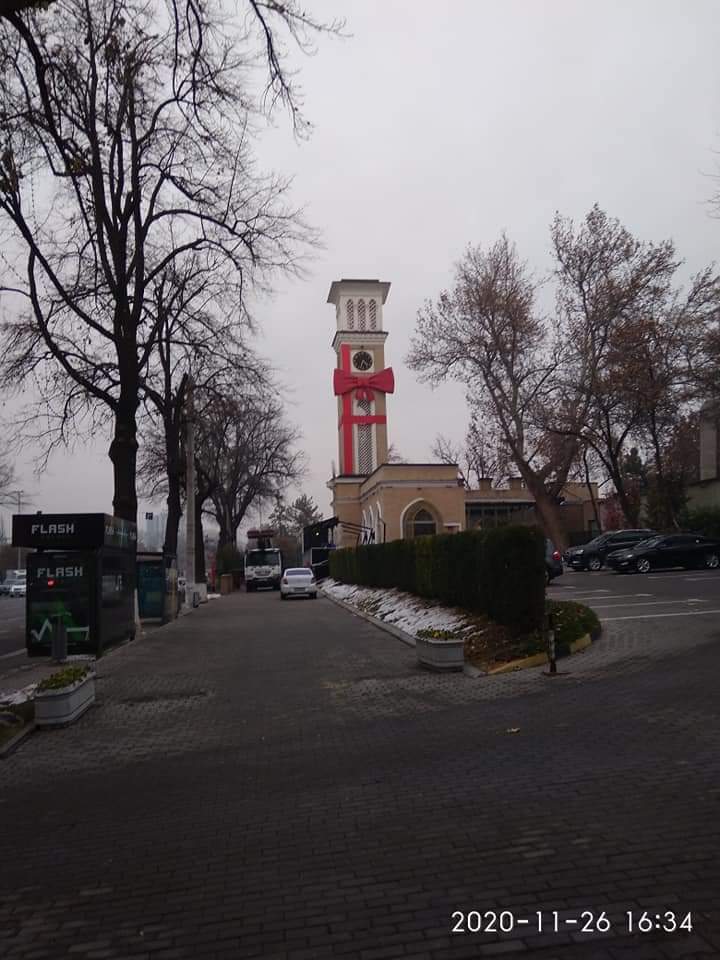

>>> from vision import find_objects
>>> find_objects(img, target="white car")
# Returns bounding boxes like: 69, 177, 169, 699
280, 568, 318, 600
10, 581, 26, 598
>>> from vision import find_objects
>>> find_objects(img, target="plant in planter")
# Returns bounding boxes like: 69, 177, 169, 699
415, 627, 466, 672
34, 665, 96, 728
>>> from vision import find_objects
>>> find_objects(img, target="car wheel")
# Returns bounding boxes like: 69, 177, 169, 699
588, 556, 602, 572
705, 553, 719, 569
637, 558, 651, 574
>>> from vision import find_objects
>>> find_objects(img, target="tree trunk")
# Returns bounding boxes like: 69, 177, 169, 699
194, 491, 206, 583
582, 449, 602, 532
527, 480, 569, 552
163, 418, 183, 560
109, 374, 139, 524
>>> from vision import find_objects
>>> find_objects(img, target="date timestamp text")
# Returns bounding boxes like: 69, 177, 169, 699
451, 910, 694, 935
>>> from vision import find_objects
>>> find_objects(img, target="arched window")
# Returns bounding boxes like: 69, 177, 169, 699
346, 299, 355, 329
412, 509, 436, 538
369, 299, 378, 329
403, 502, 440, 539
357, 298, 367, 330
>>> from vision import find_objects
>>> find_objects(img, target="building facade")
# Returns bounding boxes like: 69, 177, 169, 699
324, 278, 599, 549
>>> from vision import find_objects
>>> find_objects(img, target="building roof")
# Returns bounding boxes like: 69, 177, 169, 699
327, 279, 391, 305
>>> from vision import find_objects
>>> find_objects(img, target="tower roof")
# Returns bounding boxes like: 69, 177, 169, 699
327, 279, 391, 305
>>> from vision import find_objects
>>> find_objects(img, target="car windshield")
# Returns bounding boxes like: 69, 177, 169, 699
246, 551, 279, 566
584, 535, 609, 548
286, 569, 312, 577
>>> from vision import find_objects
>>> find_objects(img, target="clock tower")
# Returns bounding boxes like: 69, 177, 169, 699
327, 278, 394, 476
325, 276, 465, 548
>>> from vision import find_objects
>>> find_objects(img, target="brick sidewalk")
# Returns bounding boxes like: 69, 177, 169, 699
1, 590, 719, 959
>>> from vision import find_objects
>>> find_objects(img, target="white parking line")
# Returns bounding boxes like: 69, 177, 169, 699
646, 574, 717, 580
600, 608, 720, 622
551, 588, 612, 594
592, 598, 707, 609
564, 594, 654, 601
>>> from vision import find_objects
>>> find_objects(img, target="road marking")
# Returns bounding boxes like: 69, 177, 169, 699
592, 599, 707, 609
600, 608, 720, 622
564, 593, 655, 601
646, 574, 715, 580
550, 588, 612, 594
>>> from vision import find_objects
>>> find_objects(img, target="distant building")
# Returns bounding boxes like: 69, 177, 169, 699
686, 403, 720, 509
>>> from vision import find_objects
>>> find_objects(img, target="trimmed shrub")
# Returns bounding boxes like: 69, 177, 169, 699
329, 526, 545, 636
546, 599, 600, 656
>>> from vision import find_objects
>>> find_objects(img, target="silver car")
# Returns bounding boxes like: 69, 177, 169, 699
280, 568, 318, 600
2, 574, 26, 597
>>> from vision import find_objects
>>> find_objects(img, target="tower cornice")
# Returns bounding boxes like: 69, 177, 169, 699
327, 279, 391, 305
332, 330, 388, 352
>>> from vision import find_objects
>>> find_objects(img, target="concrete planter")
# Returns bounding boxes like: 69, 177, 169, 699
34, 673, 96, 728
416, 636, 465, 672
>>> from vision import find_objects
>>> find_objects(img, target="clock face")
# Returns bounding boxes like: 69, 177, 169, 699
353, 350, 373, 372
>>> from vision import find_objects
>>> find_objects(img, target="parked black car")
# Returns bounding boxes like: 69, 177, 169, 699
564, 529, 656, 571
545, 540, 563, 584
606, 534, 720, 574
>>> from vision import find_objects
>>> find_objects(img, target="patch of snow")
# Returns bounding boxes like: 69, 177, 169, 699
0, 683, 38, 706
323, 579, 472, 638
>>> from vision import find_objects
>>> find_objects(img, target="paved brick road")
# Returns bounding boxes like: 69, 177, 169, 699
1, 590, 719, 959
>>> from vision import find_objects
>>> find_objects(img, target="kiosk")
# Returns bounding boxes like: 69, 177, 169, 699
137, 551, 178, 622
12, 513, 137, 658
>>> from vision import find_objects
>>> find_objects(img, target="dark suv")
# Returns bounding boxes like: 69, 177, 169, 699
564, 529, 656, 571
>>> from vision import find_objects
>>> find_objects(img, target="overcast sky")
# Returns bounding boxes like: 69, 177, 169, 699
3, 0, 720, 539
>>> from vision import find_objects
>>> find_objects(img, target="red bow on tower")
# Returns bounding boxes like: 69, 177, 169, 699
333, 367, 395, 403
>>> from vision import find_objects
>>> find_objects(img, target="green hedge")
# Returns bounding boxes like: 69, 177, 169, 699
678, 506, 720, 540
329, 527, 545, 636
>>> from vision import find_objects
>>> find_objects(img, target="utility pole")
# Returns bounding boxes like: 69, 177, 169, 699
16, 491, 22, 569
0, 489, 30, 569
183, 378, 196, 612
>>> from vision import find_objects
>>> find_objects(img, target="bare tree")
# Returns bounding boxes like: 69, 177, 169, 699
194, 388, 304, 548
137, 246, 272, 557
0, 452, 14, 500
0, 0, 329, 523
552, 206, 720, 528
386, 442, 407, 464
407, 235, 587, 549
432, 413, 507, 487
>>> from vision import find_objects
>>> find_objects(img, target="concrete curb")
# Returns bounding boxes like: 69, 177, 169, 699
0, 720, 36, 760
321, 587, 417, 648
322, 586, 601, 679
